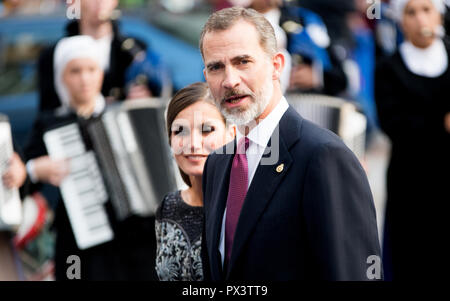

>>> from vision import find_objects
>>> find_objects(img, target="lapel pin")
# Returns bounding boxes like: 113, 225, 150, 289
276, 163, 284, 173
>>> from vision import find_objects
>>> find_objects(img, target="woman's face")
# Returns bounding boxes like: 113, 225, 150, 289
401, 0, 442, 48
63, 57, 104, 108
170, 101, 235, 179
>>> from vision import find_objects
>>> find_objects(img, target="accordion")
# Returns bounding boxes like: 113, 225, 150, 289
0, 114, 22, 231
43, 98, 179, 249
286, 93, 367, 159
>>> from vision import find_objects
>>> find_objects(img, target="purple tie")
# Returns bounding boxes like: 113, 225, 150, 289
225, 137, 249, 266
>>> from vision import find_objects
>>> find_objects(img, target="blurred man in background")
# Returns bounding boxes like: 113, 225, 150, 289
239, 0, 348, 96
37, 0, 163, 112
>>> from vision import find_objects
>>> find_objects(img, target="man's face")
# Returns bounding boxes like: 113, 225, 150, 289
402, 0, 442, 48
63, 58, 104, 108
202, 20, 276, 126
80, 0, 118, 25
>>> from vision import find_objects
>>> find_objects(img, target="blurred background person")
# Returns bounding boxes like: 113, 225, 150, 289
247, 0, 348, 96
373, 0, 405, 59
37, 0, 165, 113
24, 35, 158, 280
0, 0, 212, 280
280, 1, 348, 96
297, 0, 356, 47
0, 0, 62, 17
373, 0, 450, 58
290, 0, 381, 145
246, 0, 291, 93
375, 0, 450, 280
155, 82, 234, 281
341, 0, 380, 144
248, 0, 386, 153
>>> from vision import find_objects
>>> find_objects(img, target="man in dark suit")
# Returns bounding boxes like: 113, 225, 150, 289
200, 7, 382, 281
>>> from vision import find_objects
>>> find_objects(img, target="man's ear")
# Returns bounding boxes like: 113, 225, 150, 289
226, 124, 236, 143
203, 68, 208, 81
272, 52, 285, 81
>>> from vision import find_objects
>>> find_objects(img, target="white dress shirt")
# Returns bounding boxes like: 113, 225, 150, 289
218, 96, 289, 267
95, 34, 113, 71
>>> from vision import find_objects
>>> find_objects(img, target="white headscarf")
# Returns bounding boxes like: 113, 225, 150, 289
390, 0, 449, 77
53, 35, 105, 114
391, 0, 446, 22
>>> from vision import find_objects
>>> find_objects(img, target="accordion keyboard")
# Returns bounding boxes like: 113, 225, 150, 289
44, 123, 113, 250
0, 117, 22, 230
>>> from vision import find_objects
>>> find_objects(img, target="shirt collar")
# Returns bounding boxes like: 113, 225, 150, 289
55, 94, 105, 118
236, 96, 289, 149
399, 38, 448, 78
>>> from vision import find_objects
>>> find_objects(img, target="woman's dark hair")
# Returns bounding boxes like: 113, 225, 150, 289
166, 82, 223, 187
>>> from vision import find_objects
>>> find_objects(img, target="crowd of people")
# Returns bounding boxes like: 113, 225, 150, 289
1, 0, 449, 281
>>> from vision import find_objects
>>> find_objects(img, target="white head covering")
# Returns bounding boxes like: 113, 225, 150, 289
391, 0, 446, 22
53, 35, 105, 114
391, 0, 449, 77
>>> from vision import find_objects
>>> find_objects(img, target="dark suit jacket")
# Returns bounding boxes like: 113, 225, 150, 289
201, 106, 382, 281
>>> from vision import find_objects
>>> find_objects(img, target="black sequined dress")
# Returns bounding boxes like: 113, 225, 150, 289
155, 190, 204, 281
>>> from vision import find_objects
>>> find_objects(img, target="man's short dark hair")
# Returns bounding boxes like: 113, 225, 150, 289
199, 7, 277, 59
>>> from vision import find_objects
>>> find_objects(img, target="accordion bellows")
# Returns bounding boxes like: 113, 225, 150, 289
43, 98, 180, 249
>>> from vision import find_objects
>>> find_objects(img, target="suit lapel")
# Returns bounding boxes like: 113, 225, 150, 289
206, 141, 235, 280
225, 106, 303, 279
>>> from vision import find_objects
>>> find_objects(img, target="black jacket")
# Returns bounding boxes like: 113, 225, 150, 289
201, 106, 382, 280
280, 4, 348, 96
23, 111, 158, 280
37, 20, 148, 111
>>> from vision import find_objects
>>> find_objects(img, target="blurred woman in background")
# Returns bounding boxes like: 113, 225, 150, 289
155, 82, 234, 281
375, 0, 450, 280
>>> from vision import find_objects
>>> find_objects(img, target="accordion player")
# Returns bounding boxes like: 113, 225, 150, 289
38, 98, 179, 251
24, 35, 178, 280
25, 97, 179, 280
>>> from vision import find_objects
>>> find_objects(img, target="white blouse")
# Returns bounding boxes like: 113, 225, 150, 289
399, 38, 448, 78
95, 34, 113, 71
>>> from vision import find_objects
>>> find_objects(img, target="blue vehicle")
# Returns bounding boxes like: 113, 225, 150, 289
0, 14, 204, 148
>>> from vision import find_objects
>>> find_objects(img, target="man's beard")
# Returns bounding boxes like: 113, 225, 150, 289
216, 75, 274, 126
